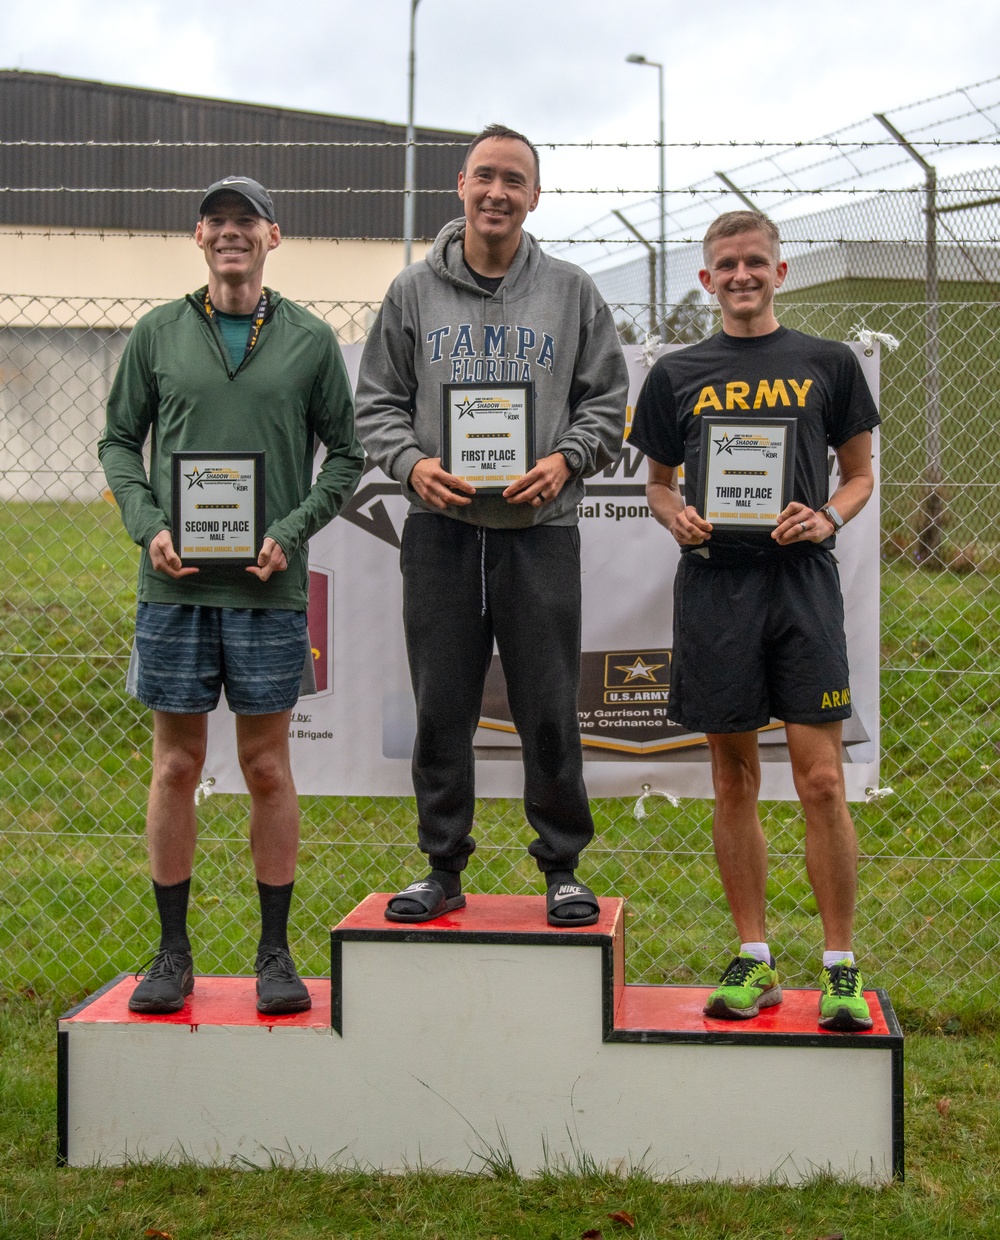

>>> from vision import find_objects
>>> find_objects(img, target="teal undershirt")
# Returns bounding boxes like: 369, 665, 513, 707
215, 311, 253, 370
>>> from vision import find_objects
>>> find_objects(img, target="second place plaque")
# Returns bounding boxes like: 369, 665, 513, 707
171, 451, 264, 566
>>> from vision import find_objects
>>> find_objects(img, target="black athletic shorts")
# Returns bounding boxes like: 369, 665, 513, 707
668, 549, 852, 734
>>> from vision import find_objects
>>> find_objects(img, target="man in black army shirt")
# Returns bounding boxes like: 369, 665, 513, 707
630, 210, 880, 1033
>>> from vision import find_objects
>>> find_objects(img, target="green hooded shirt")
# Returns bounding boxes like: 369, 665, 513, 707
99, 288, 364, 612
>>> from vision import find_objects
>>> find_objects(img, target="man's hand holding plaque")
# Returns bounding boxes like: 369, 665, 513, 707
502, 452, 571, 508
149, 529, 200, 578
772, 501, 838, 546
408, 457, 476, 509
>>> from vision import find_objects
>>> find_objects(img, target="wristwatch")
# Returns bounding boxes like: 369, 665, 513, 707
560, 447, 584, 476
819, 503, 844, 531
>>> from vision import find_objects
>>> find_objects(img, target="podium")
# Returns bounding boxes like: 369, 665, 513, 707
59, 895, 902, 1181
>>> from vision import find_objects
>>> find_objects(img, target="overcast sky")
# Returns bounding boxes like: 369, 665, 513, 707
4, 0, 999, 242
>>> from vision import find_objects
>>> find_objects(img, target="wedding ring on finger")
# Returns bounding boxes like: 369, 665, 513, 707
799, 521, 808, 534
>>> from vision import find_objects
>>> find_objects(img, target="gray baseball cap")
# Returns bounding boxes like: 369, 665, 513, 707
199, 176, 276, 223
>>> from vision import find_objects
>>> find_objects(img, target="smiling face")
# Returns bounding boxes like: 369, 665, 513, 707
457, 136, 540, 256
195, 192, 281, 295
699, 228, 787, 337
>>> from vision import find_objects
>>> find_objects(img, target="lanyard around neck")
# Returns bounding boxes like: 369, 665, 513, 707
203, 288, 269, 368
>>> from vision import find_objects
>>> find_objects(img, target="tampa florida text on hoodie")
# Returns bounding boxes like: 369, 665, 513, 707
355, 217, 629, 528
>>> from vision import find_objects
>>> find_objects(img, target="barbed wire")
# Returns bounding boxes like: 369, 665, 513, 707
1, 139, 999, 150
0, 185, 445, 195
0, 227, 994, 246
531, 75, 1000, 264
547, 235, 1000, 246
550, 159, 1000, 264
3, 185, 1000, 197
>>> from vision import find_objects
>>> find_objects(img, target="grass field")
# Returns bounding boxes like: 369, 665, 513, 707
3, 995, 1000, 1238
3, 501, 1000, 1024
3, 500, 1000, 1234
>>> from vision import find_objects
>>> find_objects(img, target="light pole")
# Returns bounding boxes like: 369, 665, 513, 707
403, 0, 421, 267
626, 53, 665, 333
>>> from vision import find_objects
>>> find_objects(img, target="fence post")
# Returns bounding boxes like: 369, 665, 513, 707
875, 112, 944, 563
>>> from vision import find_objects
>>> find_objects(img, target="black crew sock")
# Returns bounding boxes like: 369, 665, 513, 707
257, 880, 294, 953
153, 877, 191, 954
429, 868, 462, 900
545, 869, 576, 889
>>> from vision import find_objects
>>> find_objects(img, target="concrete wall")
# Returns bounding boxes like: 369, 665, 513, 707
0, 227, 427, 501
0, 227, 427, 319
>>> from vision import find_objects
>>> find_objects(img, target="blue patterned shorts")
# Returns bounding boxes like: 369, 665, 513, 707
127, 603, 311, 715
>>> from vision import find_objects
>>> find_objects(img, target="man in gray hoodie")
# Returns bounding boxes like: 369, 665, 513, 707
356, 123, 628, 926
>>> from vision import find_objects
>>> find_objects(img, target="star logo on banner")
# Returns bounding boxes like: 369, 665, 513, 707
185, 467, 205, 490
613, 656, 666, 683
457, 398, 476, 419
713, 433, 735, 456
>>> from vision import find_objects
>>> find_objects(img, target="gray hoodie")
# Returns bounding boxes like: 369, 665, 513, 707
355, 217, 629, 528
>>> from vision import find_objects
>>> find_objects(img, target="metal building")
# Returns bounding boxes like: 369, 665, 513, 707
0, 70, 473, 239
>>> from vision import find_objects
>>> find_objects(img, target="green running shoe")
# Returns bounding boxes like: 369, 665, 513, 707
818, 961, 873, 1032
704, 952, 782, 1020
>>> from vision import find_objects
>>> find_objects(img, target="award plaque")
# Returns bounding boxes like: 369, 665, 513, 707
698, 417, 797, 528
171, 451, 264, 565
440, 382, 535, 494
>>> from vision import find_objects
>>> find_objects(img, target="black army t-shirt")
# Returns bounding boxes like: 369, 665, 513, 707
629, 326, 881, 554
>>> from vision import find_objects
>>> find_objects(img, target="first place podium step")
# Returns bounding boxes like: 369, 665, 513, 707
60, 894, 902, 1182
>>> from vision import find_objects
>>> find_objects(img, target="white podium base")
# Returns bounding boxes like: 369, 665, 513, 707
59, 895, 902, 1181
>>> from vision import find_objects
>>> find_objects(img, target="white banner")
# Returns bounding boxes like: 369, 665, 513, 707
205, 343, 880, 801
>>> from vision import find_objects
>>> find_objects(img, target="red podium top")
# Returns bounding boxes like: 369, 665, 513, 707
618, 983, 894, 1038
333, 892, 623, 938
61, 975, 330, 1029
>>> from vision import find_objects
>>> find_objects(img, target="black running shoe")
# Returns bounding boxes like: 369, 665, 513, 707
255, 947, 312, 1015
128, 948, 194, 1014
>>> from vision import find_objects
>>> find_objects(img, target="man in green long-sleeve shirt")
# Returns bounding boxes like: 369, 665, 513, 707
100, 176, 363, 1015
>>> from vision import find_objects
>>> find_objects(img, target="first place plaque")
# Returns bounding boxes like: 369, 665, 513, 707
171, 451, 264, 566
698, 417, 797, 528
441, 382, 535, 494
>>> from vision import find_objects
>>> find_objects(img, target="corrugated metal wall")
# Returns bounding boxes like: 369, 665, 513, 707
0, 71, 471, 238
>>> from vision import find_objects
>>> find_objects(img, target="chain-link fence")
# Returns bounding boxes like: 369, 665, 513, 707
1, 289, 998, 1025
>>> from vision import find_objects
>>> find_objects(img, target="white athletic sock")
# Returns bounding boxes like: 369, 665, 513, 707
823, 950, 855, 968
740, 942, 771, 964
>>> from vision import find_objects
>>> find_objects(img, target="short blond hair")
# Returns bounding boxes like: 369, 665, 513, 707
703, 211, 780, 265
